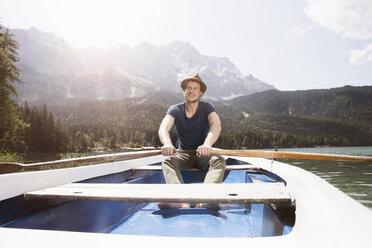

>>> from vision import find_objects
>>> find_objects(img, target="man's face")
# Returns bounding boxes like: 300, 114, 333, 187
183, 81, 203, 103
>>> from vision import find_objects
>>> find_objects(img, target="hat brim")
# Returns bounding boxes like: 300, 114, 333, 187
181, 78, 207, 93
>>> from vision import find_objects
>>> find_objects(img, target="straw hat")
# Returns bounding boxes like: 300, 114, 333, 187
180, 73, 207, 93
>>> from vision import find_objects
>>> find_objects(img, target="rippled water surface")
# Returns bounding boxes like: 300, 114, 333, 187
276, 147, 372, 210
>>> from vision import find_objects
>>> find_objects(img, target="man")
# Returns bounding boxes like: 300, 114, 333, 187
158, 73, 226, 210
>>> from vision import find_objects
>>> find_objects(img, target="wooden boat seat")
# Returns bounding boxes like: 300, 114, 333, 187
134, 165, 259, 171
24, 182, 292, 204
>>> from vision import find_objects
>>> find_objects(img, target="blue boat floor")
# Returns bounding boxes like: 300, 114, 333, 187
108, 170, 286, 238
109, 202, 265, 237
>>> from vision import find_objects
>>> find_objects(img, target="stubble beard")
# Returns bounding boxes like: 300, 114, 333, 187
185, 96, 200, 104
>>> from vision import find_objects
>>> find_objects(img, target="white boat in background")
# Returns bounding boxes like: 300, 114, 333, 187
0, 150, 371, 248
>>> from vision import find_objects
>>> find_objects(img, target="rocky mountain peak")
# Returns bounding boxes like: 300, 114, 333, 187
11, 27, 275, 105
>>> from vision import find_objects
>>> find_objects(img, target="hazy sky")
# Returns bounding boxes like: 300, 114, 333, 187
1, 0, 371, 91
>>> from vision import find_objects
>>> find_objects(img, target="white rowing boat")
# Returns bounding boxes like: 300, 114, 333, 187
0, 150, 371, 247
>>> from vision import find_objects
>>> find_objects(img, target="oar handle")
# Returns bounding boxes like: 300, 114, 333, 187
211, 149, 372, 162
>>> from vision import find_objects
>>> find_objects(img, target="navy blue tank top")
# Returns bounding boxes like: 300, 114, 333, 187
166, 101, 216, 150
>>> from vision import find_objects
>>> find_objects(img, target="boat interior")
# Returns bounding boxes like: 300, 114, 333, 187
0, 157, 295, 238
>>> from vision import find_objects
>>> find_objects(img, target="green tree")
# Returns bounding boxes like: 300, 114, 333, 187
109, 136, 116, 149
0, 25, 27, 151
27, 107, 43, 152
54, 119, 68, 152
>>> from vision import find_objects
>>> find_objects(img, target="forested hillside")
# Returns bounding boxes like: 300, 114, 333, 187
45, 85, 372, 151
217, 86, 372, 148
3, 85, 372, 155
228, 86, 372, 123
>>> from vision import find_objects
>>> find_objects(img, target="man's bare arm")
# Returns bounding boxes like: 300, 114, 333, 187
158, 114, 177, 156
197, 112, 222, 156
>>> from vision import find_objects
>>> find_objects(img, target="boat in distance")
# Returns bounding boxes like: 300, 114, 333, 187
0, 150, 371, 248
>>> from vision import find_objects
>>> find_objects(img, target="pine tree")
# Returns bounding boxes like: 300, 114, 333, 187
0, 24, 27, 151
28, 107, 43, 152
54, 119, 67, 152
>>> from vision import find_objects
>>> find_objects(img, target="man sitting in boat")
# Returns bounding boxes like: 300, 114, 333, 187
157, 73, 226, 210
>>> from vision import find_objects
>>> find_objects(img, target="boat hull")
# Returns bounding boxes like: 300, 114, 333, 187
1, 154, 371, 247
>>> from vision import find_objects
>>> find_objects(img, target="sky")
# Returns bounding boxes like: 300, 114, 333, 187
1, 0, 371, 91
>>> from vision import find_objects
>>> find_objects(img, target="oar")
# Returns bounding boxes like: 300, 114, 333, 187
2, 148, 371, 174
0, 150, 162, 174
211, 149, 372, 162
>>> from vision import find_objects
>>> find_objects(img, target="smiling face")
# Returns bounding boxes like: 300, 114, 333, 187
183, 81, 203, 103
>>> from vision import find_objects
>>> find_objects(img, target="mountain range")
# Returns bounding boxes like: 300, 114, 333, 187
11, 27, 275, 105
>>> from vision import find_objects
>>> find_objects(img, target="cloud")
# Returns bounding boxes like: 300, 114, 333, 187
350, 42, 372, 65
304, 0, 372, 40
305, 0, 372, 65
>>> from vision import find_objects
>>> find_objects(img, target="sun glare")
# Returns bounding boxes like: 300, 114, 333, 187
49, 0, 163, 48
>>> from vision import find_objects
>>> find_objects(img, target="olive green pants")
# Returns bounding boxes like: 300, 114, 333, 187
162, 150, 226, 184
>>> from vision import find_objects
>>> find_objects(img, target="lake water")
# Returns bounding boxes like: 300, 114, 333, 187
275, 146, 372, 210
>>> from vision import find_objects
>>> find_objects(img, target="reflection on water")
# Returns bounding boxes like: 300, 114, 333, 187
277, 147, 372, 210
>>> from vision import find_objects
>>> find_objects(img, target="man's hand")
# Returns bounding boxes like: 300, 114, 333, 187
161, 144, 177, 156
196, 145, 212, 157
